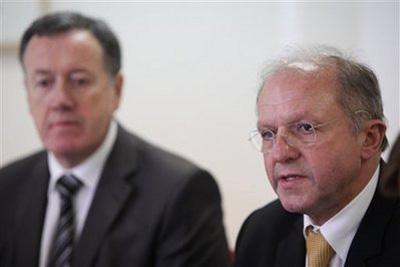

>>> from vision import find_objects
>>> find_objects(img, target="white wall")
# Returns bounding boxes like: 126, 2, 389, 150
1, 2, 399, 248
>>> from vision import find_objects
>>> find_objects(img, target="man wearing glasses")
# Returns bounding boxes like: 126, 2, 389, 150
234, 47, 400, 267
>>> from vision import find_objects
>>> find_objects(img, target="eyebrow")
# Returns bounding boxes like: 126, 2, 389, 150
257, 121, 276, 131
32, 69, 52, 76
257, 115, 320, 131
69, 69, 92, 76
31, 68, 92, 76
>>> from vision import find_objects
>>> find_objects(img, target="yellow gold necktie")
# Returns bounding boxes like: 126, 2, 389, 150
306, 226, 334, 267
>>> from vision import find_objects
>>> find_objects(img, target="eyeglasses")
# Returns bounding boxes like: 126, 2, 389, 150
249, 110, 373, 153
248, 120, 336, 153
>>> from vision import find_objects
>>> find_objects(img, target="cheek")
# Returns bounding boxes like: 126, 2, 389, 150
28, 96, 46, 124
263, 156, 270, 173
263, 156, 276, 187
306, 149, 334, 177
306, 146, 354, 188
91, 89, 116, 111
27, 92, 37, 114
81, 92, 107, 115
80, 91, 115, 129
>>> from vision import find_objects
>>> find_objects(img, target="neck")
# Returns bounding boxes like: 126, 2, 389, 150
55, 152, 92, 169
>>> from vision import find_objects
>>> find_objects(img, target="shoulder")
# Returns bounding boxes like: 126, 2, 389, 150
0, 150, 47, 189
346, 187, 400, 265
110, 126, 222, 221
237, 199, 300, 244
245, 199, 293, 223
116, 126, 217, 191
0, 151, 47, 244
235, 199, 301, 260
110, 127, 228, 260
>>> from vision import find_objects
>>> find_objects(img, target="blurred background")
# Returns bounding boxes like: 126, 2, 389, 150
1, 1, 399, 249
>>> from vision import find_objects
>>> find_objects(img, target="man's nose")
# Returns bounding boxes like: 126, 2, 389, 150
50, 79, 75, 110
268, 132, 300, 163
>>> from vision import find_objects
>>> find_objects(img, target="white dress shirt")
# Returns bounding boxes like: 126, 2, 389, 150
39, 121, 117, 267
303, 165, 380, 267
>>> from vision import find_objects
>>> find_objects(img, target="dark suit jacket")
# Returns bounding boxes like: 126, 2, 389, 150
0, 126, 231, 267
234, 176, 400, 267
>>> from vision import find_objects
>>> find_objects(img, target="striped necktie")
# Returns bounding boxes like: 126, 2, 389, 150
48, 174, 82, 267
306, 226, 334, 267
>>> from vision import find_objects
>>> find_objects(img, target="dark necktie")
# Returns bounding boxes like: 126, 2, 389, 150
48, 174, 82, 267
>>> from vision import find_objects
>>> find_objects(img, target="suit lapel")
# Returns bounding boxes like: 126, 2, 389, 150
74, 126, 139, 267
14, 154, 49, 267
275, 216, 306, 267
345, 165, 398, 267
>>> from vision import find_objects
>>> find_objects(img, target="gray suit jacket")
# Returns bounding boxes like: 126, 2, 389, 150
0, 126, 231, 267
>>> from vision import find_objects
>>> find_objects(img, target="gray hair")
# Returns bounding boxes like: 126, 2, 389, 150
257, 46, 388, 150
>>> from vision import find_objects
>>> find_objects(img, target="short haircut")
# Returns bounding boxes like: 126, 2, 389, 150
258, 46, 388, 150
19, 11, 121, 77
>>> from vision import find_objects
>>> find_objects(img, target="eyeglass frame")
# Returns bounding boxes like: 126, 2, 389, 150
249, 110, 371, 153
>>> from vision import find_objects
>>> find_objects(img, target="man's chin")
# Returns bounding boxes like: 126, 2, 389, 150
45, 137, 101, 167
45, 140, 84, 158
278, 195, 309, 214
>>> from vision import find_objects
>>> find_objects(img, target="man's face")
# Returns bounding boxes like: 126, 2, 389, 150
257, 69, 365, 223
23, 30, 122, 168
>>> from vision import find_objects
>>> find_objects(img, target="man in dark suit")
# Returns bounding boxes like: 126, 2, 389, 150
234, 47, 400, 267
0, 12, 230, 267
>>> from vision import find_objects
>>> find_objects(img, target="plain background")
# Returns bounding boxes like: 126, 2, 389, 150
1, 1, 399, 248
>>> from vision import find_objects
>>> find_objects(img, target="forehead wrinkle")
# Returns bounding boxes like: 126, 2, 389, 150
257, 94, 338, 127
258, 90, 336, 111
258, 94, 307, 107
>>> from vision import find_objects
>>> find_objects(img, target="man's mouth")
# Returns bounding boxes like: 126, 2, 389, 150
49, 120, 80, 129
277, 174, 308, 189
283, 176, 298, 181
280, 174, 305, 181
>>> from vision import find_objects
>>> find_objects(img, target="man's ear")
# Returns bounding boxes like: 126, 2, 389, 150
112, 72, 123, 110
360, 120, 386, 160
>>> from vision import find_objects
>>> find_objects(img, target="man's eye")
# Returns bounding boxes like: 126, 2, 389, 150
72, 78, 88, 86
261, 129, 275, 140
296, 122, 315, 135
35, 79, 51, 89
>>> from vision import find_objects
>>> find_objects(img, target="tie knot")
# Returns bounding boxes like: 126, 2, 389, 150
306, 226, 334, 267
57, 174, 82, 197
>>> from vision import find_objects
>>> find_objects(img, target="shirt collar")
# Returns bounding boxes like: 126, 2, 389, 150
48, 120, 118, 192
303, 165, 380, 262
